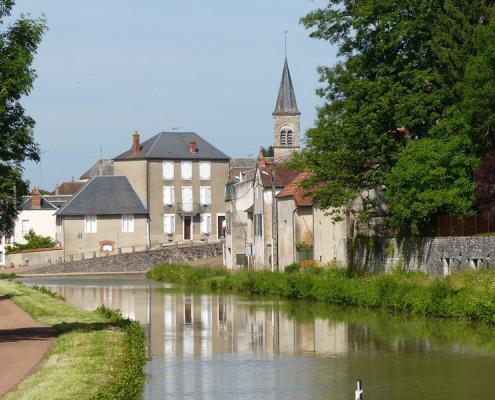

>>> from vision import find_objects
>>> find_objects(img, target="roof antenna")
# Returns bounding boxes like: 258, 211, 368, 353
172, 127, 182, 133
284, 30, 288, 59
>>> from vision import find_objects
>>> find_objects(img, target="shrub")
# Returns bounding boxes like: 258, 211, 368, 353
284, 263, 299, 273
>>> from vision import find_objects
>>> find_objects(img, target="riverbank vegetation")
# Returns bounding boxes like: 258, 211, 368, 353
0, 281, 146, 400
147, 264, 495, 324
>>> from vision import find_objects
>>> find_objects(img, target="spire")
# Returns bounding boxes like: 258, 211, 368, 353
273, 58, 300, 116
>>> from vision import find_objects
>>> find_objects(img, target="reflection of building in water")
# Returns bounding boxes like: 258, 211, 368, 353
45, 283, 349, 358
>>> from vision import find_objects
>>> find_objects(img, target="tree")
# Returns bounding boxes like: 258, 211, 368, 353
474, 150, 495, 211
6, 229, 56, 254
261, 146, 274, 158
296, 0, 492, 233
0, 1, 46, 233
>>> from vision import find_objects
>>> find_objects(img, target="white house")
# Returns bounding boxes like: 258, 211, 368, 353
13, 189, 72, 245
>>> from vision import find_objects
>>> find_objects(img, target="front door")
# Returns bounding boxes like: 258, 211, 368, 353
184, 216, 192, 240
217, 215, 226, 239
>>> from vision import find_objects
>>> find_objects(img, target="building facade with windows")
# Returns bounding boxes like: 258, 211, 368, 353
113, 131, 229, 247
56, 176, 148, 257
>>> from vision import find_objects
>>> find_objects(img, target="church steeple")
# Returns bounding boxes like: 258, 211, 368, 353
273, 58, 301, 160
273, 58, 300, 116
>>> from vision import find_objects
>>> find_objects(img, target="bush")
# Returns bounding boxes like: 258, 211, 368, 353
284, 263, 299, 273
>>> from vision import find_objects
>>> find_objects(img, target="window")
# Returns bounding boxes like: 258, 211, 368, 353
85, 215, 97, 233
181, 161, 192, 180
163, 186, 175, 205
182, 186, 193, 212
5, 236, 11, 244
164, 214, 175, 235
21, 220, 29, 235
0, 252, 3, 263
200, 186, 211, 206
122, 215, 134, 233
199, 161, 211, 180
163, 161, 174, 180
280, 130, 286, 145
287, 130, 293, 145
254, 214, 263, 236
201, 213, 211, 235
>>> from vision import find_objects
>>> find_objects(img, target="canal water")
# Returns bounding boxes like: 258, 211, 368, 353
20, 275, 495, 400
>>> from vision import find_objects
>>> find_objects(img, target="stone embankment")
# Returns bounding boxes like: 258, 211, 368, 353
19, 242, 222, 276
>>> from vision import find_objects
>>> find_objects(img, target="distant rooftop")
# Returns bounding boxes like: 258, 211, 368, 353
114, 132, 229, 161
80, 159, 114, 180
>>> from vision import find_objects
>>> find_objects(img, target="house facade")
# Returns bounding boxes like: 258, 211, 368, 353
56, 176, 148, 256
113, 131, 229, 247
13, 189, 72, 245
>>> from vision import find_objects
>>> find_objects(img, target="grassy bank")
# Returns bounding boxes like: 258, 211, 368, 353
147, 264, 495, 324
0, 281, 146, 400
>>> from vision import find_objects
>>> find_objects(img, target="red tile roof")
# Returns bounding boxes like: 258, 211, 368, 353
276, 171, 315, 207
260, 162, 299, 189
53, 181, 86, 196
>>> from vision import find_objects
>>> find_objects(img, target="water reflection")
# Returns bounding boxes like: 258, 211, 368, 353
20, 275, 495, 400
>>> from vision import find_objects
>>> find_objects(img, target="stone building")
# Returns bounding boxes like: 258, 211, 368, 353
56, 176, 148, 256
113, 131, 229, 247
273, 59, 301, 160
276, 172, 314, 268
224, 58, 301, 270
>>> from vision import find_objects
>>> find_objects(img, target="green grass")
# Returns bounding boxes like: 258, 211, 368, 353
147, 263, 495, 324
0, 281, 146, 400
0, 273, 16, 279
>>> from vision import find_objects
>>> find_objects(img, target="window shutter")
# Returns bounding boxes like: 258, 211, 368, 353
163, 161, 174, 180
206, 187, 211, 205
207, 215, 211, 234
200, 162, 210, 180
181, 162, 192, 180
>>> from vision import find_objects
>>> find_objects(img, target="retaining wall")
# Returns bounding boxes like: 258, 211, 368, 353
348, 236, 495, 276
22, 242, 223, 275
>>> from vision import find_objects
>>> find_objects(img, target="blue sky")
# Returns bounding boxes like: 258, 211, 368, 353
12, 0, 336, 190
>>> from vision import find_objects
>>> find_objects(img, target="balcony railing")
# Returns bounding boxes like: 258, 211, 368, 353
175, 202, 210, 215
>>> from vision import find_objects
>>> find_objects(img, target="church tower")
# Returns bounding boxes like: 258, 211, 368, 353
273, 58, 301, 160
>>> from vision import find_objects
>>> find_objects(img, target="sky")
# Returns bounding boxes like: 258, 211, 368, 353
11, 0, 336, 190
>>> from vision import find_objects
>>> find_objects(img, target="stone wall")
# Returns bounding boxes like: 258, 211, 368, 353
22, 242, 222, 275
348, 236, 495, 276
6, 247, 64, 269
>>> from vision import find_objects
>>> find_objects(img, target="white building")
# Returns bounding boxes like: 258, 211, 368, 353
13, 189, 72, 245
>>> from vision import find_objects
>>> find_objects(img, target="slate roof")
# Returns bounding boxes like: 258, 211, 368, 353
114, 132, 229, 161
229, 158, 257, 182
277, 172, 315, 207
57, 176, 148, 216
43, 195, 73, 208
80, 159, 114, 180
20, 196, 57, 210
259, 163, 299, 189
273, 58, 300, 116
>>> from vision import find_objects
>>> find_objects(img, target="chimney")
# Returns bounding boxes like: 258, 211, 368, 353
132, 130, 141, 155
32, 188, 41, 209
189, 141, 198, 154
258, 149, 266, 168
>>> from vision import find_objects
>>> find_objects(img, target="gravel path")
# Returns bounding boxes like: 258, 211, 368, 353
0, 296, 55, 396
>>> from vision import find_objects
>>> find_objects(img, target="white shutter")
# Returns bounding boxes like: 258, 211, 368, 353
182, 187, 193, 212
201, 214, 211, 234
181, 161, 192, 180
163, 161, 174, 180
164, 215, 175, 235
163, 187, 174, 205
206, 187, 211, 205
200, 187, 205, 205
199, 161, 210, 180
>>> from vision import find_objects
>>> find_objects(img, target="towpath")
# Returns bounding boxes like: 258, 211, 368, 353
0, 296, 55, 395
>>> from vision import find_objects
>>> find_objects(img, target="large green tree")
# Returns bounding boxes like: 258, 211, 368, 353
0, 0, 46, 233
296, 0, 494, 233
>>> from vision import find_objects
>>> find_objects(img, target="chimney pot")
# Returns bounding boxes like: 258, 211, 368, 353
132, 130, 141, 155
32, 188, 41, 209
189, 141, 198, 154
